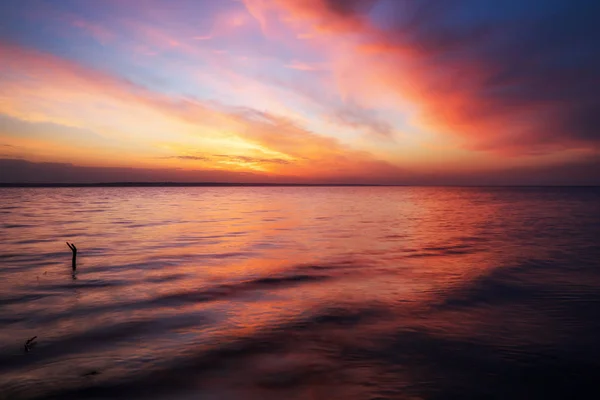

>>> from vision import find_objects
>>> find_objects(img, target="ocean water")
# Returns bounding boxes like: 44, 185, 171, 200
0, 186, 599, 400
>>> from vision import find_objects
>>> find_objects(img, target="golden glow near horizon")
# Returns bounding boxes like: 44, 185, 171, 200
1, 0, 598, 184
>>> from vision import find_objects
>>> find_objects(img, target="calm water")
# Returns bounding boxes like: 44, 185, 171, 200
1, 187, 599, 399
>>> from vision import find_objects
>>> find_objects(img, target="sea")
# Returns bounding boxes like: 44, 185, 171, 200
0, 186, 599, 399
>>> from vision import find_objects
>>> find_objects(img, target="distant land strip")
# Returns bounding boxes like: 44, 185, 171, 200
0, 183, 597, 188
0, 182, 391, 187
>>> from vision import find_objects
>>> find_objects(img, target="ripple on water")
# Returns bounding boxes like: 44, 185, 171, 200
1, 187, 599, 400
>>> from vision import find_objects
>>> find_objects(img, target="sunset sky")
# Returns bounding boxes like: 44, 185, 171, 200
1, 0, 599, 184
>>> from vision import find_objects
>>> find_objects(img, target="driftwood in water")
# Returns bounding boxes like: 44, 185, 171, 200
24, 336, 37, 352
66, 242, 77, 271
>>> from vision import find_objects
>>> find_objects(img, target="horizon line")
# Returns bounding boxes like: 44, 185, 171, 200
0, 182, 598, 188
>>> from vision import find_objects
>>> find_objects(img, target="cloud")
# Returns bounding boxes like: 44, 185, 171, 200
330, 105, 393, 139
4, 1, 598, 184
0, 40, 405, 182
0, 158, 271, 184
215, 154, 291, 165
243, 0, 375, 35
69, 16, 116, 45
0, 143, 18, 158
0, 157, 403, 184
3, 155, 599, 185
285, 60, 325, 71
245, 0, 600, 155
0, 113, 115, 147
170, 155, 209, 161
165, 153, 292, 165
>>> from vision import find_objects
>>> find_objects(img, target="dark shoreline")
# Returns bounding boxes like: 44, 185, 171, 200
0, 182, 390, 188
0, 182, 598, 188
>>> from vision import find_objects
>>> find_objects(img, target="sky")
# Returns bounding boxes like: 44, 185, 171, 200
0, 0, 599, 184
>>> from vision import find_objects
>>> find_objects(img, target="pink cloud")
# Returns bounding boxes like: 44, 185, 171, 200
241, 0, 600, 156
193, 34, 213, 40
284, 60, 326, 71
70, 17, 116, 45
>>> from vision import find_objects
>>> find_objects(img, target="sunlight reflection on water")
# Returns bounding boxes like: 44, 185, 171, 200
0, 187, 599, 399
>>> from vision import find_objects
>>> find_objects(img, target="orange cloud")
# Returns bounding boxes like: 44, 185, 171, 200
0, 41, 405, 183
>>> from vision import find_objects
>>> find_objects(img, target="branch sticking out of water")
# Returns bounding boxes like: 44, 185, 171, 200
23, 336, 37, 353
66, 242, 77, 271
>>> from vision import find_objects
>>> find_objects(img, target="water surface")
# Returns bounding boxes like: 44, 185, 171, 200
1, 187, 599, 399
